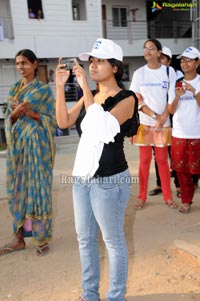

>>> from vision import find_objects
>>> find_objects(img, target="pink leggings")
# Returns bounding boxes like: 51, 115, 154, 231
138, 146, 172, 202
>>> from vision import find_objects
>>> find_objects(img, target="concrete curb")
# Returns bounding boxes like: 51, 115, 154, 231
174, 239, 200, 260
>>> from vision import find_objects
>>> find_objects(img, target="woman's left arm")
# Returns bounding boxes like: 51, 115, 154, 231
109, 96, 135, 125
25, 87, 53, 122
25, 108, 40, 122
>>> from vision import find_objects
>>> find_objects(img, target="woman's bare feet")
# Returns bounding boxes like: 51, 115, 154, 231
165, 199, 178, 209
0, 227, 25, 256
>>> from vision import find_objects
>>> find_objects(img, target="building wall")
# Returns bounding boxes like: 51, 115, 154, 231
0, 0, 102, 58
0, 0, 195, 94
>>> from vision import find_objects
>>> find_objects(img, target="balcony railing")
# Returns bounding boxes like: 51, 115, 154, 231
103, 20, 192, 41
0, 17, 192, 42
103, 20, 147, 41
148, 20, 192, 39
0, 16, 14, 39
193, 17, 200, 50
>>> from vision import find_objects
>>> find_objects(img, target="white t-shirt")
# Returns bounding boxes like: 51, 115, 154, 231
168, 75, 200, 138
130, 64, 177, 126
176, 70, 184, 80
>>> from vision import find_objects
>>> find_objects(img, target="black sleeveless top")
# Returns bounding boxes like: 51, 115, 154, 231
76, 90, 138, 177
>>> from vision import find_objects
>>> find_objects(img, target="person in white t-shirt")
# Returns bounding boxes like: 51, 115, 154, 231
149, 46, 181, 198
168, 46, 200, 214
130, 38, 178, 210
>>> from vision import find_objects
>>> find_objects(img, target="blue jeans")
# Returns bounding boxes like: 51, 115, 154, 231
73, 169, 131, 301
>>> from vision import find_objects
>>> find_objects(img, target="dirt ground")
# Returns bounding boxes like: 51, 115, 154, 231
0, 138, 200, 301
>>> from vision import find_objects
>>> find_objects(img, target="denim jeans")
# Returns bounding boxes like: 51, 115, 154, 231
73, 169, 131, 301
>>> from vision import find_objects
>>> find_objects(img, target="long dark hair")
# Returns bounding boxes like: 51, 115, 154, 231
107, 58, 124, 88
15, 49, 39, 76
144, 38, 162, 51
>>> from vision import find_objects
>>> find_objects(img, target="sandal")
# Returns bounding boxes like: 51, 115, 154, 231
0, 243, 25, 256
165, 200, 178, 209
176, 190, 181, 198
36, 244, 49, 256
149, 187, 162, 196
135, 199, 145, 210
179, 203, 191, 214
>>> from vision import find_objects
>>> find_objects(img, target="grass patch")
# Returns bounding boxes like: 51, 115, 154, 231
0, 144, 7, 151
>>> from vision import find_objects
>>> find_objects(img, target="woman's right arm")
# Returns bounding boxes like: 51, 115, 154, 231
56, 62, 84, 129
168, 87, 185, 114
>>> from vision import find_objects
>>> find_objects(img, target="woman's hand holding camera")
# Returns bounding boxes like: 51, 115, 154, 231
73, 59, 88, 90
56, 57, 71, 87
175, 82, 185, 99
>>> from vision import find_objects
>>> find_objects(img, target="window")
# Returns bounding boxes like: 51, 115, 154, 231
122, 64, 130, 82
112, 7, 127, 27
27, 0, 44, 20
72, 4, 80, 20
72, 0, 86, 20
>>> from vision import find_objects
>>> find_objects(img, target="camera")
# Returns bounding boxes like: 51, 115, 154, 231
176, 81, 183, 88
60, 58, 75, 70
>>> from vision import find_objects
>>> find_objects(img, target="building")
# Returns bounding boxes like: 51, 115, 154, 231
0, 0, 199, 140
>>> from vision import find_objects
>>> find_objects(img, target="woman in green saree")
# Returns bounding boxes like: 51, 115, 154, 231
0, 49, 57, 256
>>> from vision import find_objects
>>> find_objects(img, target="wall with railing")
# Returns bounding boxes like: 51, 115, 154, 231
0, 17, 192, 47
103, 19, 192, 41
193, 17, 200, 50
104, 20, 147, 41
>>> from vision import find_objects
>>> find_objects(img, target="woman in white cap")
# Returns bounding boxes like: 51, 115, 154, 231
130, 38, 177, 210
56, 38, 138, 301
168, 46, 200, 213
149, 46, 181, 198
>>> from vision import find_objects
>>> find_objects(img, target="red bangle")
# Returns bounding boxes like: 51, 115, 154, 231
34, 113, 40, 121
10, 114, 17, 122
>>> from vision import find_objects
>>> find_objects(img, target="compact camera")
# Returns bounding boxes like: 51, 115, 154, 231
60, 58, 75, 70
176, 81, 183, 88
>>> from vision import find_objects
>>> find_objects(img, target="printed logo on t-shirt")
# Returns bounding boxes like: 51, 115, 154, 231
161, 81, 168, 89
141, 83, 160, 87
180, 95, 194, 101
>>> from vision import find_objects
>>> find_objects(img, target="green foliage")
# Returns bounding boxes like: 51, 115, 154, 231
0, 143, 7, 151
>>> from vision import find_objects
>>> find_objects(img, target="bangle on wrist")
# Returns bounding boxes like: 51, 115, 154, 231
10, 114, 17, 122
33, 112, 40, 121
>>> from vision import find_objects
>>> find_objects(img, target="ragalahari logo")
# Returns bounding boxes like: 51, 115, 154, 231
151, 1, 163, 13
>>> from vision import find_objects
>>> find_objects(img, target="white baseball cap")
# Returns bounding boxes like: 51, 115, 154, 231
177, 46, 200, 59
79, 38, 123, 62
162, 46, 172, 59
